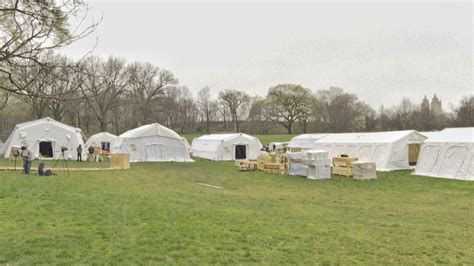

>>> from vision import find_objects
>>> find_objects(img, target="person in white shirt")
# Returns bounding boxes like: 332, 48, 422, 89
21, 146, 34, 174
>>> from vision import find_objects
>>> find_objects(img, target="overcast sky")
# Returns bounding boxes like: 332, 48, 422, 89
61, 1, 473, 109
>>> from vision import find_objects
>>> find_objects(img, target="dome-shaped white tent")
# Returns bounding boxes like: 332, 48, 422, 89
114, 123, 192, 162
0, 117, 85, 160
85, 132, 119, 154
191, 133, 262, 161
414, 128, 474, 181
313, 130, 427, 171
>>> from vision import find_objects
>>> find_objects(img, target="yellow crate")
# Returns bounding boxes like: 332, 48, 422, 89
275, 154, 288, 163
264, 163, 285, 170
332, 166, 352, 177
332, 157, 358, 167
110, 153, 130, 169
264, 168, 285, 175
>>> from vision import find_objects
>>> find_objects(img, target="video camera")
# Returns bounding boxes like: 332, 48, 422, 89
61, 146, 68, 153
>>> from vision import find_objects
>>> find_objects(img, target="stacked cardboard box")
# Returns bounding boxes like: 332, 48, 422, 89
286, 151, 306, 176
352, 161, 377, 180
304, 150, 331, 180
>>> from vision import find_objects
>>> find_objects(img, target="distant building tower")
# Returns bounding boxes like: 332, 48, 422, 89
421, 96, 430, 113
431, 94, 442, 115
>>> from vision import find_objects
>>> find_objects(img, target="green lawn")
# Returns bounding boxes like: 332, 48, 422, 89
0, 159, 473, 264
183, 134, 295, 145
0, 157, 110, 169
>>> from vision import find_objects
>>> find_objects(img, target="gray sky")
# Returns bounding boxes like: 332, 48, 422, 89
61, 1, 473, 109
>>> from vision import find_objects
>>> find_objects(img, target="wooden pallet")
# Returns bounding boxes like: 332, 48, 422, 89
264, 168, 285, 175
332, 157, 358, 167
263, 162, 285, 174
239, 161, 257, 171
257, 155, 272, 171
275, 154, 288, 164
332, 166, 352, 177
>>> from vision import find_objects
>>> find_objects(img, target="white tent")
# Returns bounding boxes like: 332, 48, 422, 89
414, 127, 474, 181
268, 141, 289, 153
288, 134, 329, 150
313, 130, 427, 171
191, 133, 262, 161
1, 117, 85, 160
420, 131, 440, 139
114, 123, 192, 162
85, 132, 119, 153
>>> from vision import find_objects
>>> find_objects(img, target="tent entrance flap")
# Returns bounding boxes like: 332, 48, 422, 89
235, 145, 247, 160
101, 142, 110, 152
408, 144, 421, 166
39, 141, 54, 158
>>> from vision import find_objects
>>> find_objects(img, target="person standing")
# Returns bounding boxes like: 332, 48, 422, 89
21, 146, 34, 174
94, 145, 100, 162
76, 144, 83, 162
88, 145, 95, 162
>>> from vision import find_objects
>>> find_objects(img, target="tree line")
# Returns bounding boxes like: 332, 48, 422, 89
0, 1, 472, 139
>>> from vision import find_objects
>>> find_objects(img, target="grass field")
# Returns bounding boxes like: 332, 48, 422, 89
0, 156, 473, 264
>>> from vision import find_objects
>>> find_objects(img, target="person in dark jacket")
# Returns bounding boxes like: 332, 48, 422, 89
88, 145, 95, 161
76, 144, 83, 162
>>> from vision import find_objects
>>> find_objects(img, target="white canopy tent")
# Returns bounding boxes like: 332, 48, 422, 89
288, 134, 329, 150
1, 117, 85, 160
191, 133, 262, 161
85, 132, 119, 153
114, 123, 193, 162
414, 128, 474, 181
313, 130, 427, 171
268, 141, 289, 153
420, 131, 440, 139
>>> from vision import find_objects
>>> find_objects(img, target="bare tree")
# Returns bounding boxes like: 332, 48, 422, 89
127, 62, 177, 125
79, 56, 128, 131
266, 84, 313, 134
218, 89, 250, 132
0, 0, 98, 97
317, 87, 366, 132
455, 96, 474, 127
197, 86, 218, 133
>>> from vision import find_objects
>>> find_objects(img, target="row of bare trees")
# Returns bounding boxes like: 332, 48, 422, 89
0, 54, 472, 138
0, 1, 472, 139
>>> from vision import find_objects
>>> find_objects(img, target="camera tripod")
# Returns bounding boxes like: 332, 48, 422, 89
52, 149, 69, 175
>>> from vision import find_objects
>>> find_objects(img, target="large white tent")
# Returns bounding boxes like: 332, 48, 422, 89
85, 132, 119, 153
313, 130, 427, 171
191, 133, 262, 161
414, 128, 474, 181
1, 117, 85, 160
113, 123, 192, 162
288, 134, 329, 150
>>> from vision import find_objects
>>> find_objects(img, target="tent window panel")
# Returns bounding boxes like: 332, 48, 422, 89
439, 146, 469, 177
408, 144, 421, 166
418, 145, 441, 174
373, 145, 388, 165
235, 145, 246, 160
39, 141, 54, 158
